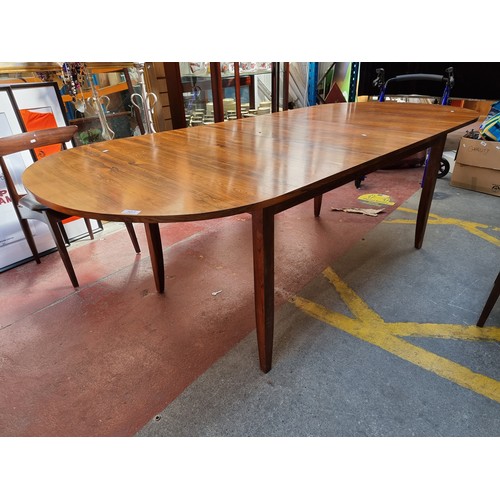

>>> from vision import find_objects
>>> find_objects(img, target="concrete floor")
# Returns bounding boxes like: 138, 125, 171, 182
137, 179, 500, 437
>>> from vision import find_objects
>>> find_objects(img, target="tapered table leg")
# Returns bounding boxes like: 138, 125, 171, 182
252, 208, 275, 373
144, 223, 164, 293
314, 195, 323, 217
415, 134, 446, 249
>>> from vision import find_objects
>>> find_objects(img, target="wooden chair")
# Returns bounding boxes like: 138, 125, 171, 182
0, 125, 140, 287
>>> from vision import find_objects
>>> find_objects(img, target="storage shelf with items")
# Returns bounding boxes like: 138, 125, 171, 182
58, 63, 143, 145
0, 63, 155, 145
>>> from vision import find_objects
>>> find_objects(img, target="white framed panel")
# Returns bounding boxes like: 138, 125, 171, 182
0, 87, 55, 270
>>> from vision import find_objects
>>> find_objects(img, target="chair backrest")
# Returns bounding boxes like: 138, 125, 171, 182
0, 125, 78, 206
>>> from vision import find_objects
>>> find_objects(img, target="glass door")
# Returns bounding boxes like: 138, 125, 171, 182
179, 62, 213, 126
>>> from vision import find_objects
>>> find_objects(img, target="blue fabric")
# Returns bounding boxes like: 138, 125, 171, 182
479, 101, 500, 141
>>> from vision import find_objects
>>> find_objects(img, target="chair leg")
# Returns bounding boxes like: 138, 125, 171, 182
477, 272, 500, 327
45, 212, 79, 288
60, 218, 95, 243
125, 222, 141, 253
18, 217, 41, 264
83, 218, 95, 240
58, 221, 70, 245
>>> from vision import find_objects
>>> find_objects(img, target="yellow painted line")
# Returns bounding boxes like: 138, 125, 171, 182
291, 266, 500, 403
385, 207, 500, 247
320, 266, 500, 342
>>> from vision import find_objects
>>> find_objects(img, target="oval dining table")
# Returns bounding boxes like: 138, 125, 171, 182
23, 102, 478, 372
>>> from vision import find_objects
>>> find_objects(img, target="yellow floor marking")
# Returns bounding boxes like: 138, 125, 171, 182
291, 266, 500, 403
358, 193, 395, 206
385, 207, 500, 247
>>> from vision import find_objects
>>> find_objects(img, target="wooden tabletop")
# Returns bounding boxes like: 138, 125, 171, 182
23, 102, 478, 223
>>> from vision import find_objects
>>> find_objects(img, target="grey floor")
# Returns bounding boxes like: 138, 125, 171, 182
137, 179, 500, 437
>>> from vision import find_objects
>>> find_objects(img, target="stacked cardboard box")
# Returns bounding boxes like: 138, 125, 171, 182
451, 137, 500, 197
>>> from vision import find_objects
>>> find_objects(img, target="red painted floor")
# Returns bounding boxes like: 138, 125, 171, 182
0, 167, 423, 436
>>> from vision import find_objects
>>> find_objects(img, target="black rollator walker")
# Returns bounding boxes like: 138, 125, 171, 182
355, 67, 455, 188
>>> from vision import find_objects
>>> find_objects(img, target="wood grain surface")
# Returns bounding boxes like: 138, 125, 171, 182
23, 102, 478, 223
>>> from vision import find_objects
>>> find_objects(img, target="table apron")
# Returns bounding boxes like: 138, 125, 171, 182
249, 134, 446, 218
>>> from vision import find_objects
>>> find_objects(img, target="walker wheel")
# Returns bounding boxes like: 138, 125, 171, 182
437, 158, 450, 178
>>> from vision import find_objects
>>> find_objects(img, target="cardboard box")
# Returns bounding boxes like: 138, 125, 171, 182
450, 137, 500, 197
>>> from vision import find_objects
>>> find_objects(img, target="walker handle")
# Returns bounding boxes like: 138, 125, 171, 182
377, 67, 454, 102
389, 73, 445, 83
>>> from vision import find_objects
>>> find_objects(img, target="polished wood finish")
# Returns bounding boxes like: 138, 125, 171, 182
0, 126, 78, 161
23, 102, 478, 370
252, 208, 275, 370
415, 134, 446, 249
